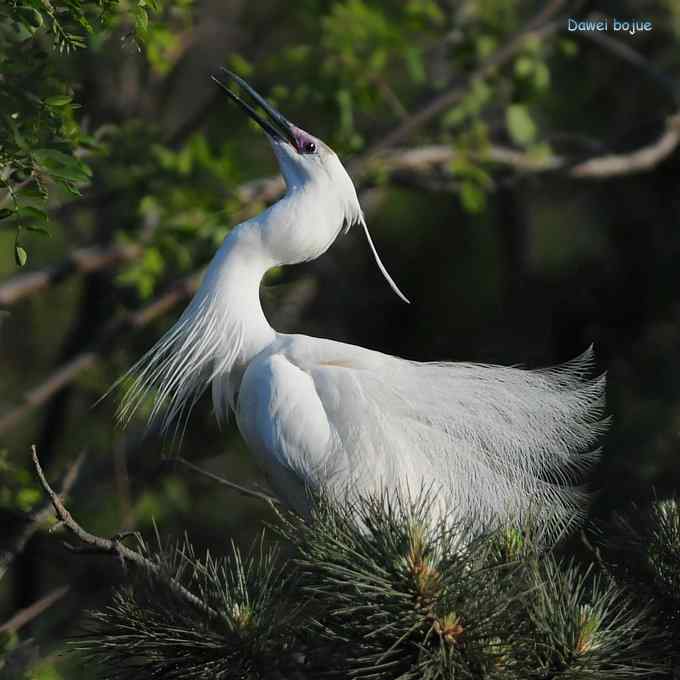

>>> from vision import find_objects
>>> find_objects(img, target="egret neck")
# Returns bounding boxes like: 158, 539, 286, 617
206, 173, 349, 399
206, 224, 275, 388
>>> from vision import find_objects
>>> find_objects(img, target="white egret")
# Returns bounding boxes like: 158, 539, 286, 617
119, 70, 606, 534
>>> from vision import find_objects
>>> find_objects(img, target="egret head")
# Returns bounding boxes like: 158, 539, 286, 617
212, 68, 409, 303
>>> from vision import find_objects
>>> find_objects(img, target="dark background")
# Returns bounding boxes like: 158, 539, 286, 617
1, 0, 679, 675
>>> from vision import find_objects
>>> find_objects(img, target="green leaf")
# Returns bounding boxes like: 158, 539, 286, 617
227, 52, 253, 77
32, 149, 92, 183
135, 8, 149, 35
532, 62, 550, 91
25, 224, 50, 235
514, 56, 534, 78
0, 209, 14, 220
404, 46, 426, 83
476, 35, 497, 59
459, 181, 486, 213
559, 38, 579, 56
14, 244, 28, 267
17, 487, 41, 511
17, 6, 43, 30
506, 104, 537, 147
17, 206, 48, 221
45, 95, 73, 107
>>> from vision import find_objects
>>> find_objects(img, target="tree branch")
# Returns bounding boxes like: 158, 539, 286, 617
171, 457, 280, 506
0, 174, 281, 308
369, 113, 680, 181
0, 243, 142, 307
353, 2, 566, 165
0, 585, 70, 635
0, 274, 200, 435
30, 446, 219, 619
0, 450, 87, 580
569, 113, 680, 177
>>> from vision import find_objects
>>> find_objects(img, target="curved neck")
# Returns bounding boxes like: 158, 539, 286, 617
210, 224, 276, 369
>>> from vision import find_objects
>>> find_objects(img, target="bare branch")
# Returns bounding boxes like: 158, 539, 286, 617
0, 274, 200, 435
0, 450, 87, 580
0, 243, 142, 306
370, 113, 680, 181
30, 446, 219, 619
171, 457, 280, 506
0, 585, 70, 635
569, 113, 680, 178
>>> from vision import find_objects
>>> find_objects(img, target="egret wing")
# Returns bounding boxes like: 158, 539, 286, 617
239, 336, 606, 535
285, 337, 606, 534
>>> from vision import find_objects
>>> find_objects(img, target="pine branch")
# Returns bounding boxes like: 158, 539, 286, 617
74, 535, 300, 680
73, 487, 672, 679
30, 446, 218, 620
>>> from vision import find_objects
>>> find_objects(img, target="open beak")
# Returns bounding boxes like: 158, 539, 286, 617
211, 68, 297, 147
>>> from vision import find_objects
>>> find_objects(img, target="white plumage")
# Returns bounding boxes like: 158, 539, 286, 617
119, 71, 606, 535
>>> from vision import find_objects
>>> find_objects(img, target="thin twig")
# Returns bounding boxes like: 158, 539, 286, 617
0, 450, 87, 580
171, 457, 280, 506
0, 175, 36, 210
30, 446, 219, 619
353, 4, 565, 164
0, 585, 70, 634
579, 29, 679, 104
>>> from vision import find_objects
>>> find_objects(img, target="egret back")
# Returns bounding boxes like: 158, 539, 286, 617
237, 337, 606, 538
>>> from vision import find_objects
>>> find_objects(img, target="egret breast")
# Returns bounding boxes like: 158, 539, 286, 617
236, 352, 333, 514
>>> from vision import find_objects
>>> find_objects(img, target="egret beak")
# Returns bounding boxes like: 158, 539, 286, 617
211, 68, 297, 147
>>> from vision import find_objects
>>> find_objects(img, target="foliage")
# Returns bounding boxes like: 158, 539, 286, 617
3, 0, 680, 678
606, 497, 680, 667
0, 0, 159, 267
76, 534, 296, 679
76, 490, 672, 679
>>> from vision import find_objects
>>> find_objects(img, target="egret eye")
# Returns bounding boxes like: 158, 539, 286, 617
302, 141, 316, 154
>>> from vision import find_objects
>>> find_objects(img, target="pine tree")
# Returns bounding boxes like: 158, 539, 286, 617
73, 490, 680, 679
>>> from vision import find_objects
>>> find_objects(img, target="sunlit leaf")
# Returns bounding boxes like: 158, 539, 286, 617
14, 244, 28, 267
45, 95, 73, 107
506, 104, 537, 146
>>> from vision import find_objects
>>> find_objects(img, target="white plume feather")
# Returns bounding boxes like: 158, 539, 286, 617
359, 216, 411, 304
277, 341, 607, 538
116, 266, 246, 442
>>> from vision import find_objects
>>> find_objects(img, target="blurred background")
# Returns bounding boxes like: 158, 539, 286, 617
1, 0, 680, 675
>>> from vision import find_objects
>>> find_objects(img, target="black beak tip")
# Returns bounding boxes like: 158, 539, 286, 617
210, 67, 297, 148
